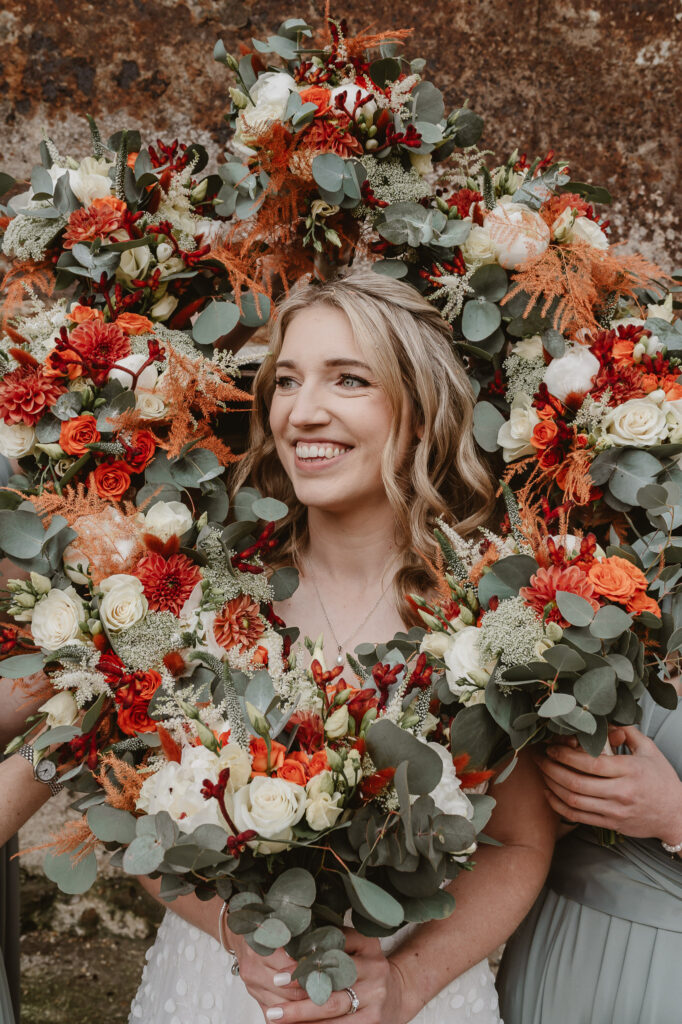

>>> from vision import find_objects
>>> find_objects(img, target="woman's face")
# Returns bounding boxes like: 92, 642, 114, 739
269, 305, 412, 515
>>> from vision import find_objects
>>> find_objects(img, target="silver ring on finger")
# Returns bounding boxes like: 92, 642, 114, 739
345, 987, 360, 1015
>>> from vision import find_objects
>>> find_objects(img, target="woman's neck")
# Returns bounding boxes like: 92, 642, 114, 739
303, 503, 400, 586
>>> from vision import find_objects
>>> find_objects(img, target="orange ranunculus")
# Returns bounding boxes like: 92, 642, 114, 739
612, 339, 634, 367
639, 373, 659, 394
298, 85, 332, 115
531, 420, 559, 450
69, 305, 105, 325
59, 414, 100, 456
90, 460, 132, 501
626, 590, 661, 618
309, 750, 329, 777
662, 380, 682, 401
278, 756, 309, 786
116, 313, 154, 336
249, 736, 286, 776
587, 555, 648, 603
251, 645, 269, 666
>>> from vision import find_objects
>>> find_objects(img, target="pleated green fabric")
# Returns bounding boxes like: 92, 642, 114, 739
497, 691, 682, 1024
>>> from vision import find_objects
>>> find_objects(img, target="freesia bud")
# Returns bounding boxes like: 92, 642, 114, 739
229, 87, 249, 109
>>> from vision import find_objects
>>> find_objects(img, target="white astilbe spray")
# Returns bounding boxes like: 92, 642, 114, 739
51, 666, 113, 706
428, 265, 473, 323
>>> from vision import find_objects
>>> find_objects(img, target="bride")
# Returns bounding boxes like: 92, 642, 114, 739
130, 272, 556, 1024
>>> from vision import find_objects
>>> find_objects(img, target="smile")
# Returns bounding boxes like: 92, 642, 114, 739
294, 442, 353, 462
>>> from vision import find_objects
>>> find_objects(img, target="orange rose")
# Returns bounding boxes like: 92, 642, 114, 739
531, 421, 559, 450
69, 305, 105, 325
278, 757, 309, 786
251, 645, 269, 666
298, 85, 332, 114
309, 750, 329, 777
90, 460, 132, 501
59, 414, 101, 456
116, 313, 154, 336
249, 736, 286, 775
663, 380, 682, 401
626, 591, 661, 618
611, 339, 634, 367
587, 556, 648, 603
117, 701, 158, 736
536, 405, 557, 421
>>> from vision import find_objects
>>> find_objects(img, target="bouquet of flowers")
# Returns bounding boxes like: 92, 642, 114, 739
0, 296, 248, 512
412, 488, 679, 760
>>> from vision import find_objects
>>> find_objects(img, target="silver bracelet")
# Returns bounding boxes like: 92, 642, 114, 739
661, 837, 682, 855
218, 902, 240, 975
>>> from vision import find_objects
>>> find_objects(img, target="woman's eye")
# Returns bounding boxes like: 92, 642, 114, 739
338, 374, 370, 389
274, 376, 298, 390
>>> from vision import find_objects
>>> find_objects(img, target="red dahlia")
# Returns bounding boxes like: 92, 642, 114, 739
135, 551, 201, 615
69, 321, 131, 386
0, 365, 66, 425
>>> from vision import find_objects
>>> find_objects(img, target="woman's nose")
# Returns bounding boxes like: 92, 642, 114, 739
287, 383, 331, 427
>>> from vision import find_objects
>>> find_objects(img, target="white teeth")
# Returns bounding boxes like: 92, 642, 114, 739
295, 443, 350, 461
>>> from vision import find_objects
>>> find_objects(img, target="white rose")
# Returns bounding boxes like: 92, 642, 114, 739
137, 745, 233, 833
305, 790, 343, 831
238, 72, 297, 141
306, 770, 335, 799
117, 245, 152, 286
155, 242, 174, 263
31, 587, 84, 651
324, 705, 349, 739
570, 216, 609, 250
232, 776, 306, 850
512, 335, 544, 360
600, 398, 669, 447
70, 157, 113, 206
484, 203, 550, 269
39, 691, 79, 728
107, 353, 158, 393
149, 292, 178, 321
543, 346, 600, 404
426, 742, 474, 822
0, 421, 35, 458
461, 224, 498, 268
99, 574, 148, 632
216, 741, 252, 793
420, 631, 452, 659
497, 393, 541, 463
329, 82, 377, 121
143, 501, 193, 543
444, 627, 492, 702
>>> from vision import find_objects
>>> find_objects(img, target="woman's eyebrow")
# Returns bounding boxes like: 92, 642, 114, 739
274, 358, 372, 370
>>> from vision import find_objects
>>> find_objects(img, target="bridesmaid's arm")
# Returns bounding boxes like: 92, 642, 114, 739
0, 752, 52, 846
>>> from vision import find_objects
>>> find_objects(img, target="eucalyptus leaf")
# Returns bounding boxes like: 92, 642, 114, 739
555, 591, 596, 628
44, 848, 97, 895
192, 301, 241, 345
538, 692, 577, 718
472, 401, 504, 453
461, 299, 501, 342
87, 804, 137, 844
343, 873, 403, 928
590, 605, 633, 640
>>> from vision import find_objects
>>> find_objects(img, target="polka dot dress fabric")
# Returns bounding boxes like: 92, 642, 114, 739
129, 910, 503, 1023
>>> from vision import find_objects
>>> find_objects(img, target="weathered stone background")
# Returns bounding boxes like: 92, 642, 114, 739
1, 0, 681, 264
5, 0, 680, 1019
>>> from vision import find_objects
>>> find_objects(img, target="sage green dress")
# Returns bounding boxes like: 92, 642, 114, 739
497, 691, 682, 1024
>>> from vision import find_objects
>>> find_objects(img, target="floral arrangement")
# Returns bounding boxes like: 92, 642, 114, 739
412, 488, 679, 760
3, 488, 493, 1005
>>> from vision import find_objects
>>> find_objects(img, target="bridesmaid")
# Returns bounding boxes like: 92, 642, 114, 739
497, 684, 682, 1023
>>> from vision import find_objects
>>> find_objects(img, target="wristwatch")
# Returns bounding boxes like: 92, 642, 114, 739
17, 744, 64, 797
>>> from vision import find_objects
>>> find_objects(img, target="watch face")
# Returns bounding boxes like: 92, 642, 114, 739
36, 759, 57, 783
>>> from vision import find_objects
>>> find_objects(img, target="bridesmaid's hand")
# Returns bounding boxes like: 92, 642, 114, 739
260, 931, 407, 1024
535, 726, 682, 845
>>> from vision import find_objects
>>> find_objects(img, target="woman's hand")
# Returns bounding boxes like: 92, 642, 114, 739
259, 931, 407, 1024
536, 726, 682, 845
227, 931, 307, 1018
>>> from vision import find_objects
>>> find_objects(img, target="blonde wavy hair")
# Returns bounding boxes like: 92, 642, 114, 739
232, 271, 496, 622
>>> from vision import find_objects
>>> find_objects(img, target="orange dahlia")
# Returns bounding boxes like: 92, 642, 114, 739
0, 365, 66, 425
301, 110, 364, 157
68, 320, 131, 386
520, 564, 600, 626
63, 197, 128, 249
135, 552, 201, 615
213, 594, 265, 652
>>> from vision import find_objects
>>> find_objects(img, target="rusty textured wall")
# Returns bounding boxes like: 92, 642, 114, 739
1, 0, 680, 264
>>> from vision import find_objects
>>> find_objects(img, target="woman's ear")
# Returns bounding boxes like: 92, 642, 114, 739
415, 422, 424, 440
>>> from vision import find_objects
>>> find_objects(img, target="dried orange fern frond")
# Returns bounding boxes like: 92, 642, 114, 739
201, 244, 272, 310
22, 484, 113, 526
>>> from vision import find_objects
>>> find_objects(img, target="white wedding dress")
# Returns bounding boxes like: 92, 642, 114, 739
129, 909, 502, 1023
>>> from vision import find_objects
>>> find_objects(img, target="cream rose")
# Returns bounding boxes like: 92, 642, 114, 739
600, 397, 669, 447
444, 626, 492, 703
460, 224, 498, 268
484, 203, 550, 269
117, 245, 152, 286
232, 776, 306, 851
143, 501, 193, 543
420, 631, 453, 659
70, 157, 114, 206
99, 574, 148, 632
136, 745, 234, 833
306, 770, 335, 799
570, 216, 609, 250
497, 393, 541, 463
543, 347, 600, 404
31, 587, 84, 651
216, 741, 252, 793
0, 421, 36, 458
149, 292, 178, 321
39, 691, 79, 728
305, 789, 343, 831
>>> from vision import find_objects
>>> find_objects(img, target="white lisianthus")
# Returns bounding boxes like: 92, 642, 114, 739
426, 742, 474, 821
570, 216, 609, 250
31, 587, 84, 650
39, 691, 79, 728
306, 770, 335, 799
512, 335, 544, 360
0, 421, 36, 458
99, 574, 148, 632
497, 393, 541, 463
484, 203, 550, 269
237, 72, 297, 143
444, 627, 492, 704
70, 157, 114, 206
329, 81, 377, 121
137, 745, 234, 832
117, 245, 152, 286
600, 396, 669, 448
460, 224, 498, 268
543, 347, 600, 404
324, 705, 350, 739
305, 789, 343, 831
143, 501, 193, 543
343, 749, 362, 788
420, 631, 453, 659
232, 776, 306, 852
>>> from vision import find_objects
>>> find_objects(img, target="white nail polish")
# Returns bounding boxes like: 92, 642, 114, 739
266, 1009, 284, 1022
273, 972, 292, 987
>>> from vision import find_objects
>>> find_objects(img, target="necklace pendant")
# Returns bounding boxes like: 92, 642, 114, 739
336, 648, 344, 666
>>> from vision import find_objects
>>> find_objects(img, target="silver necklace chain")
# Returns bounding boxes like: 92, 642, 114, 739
307, 557, 399, 666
